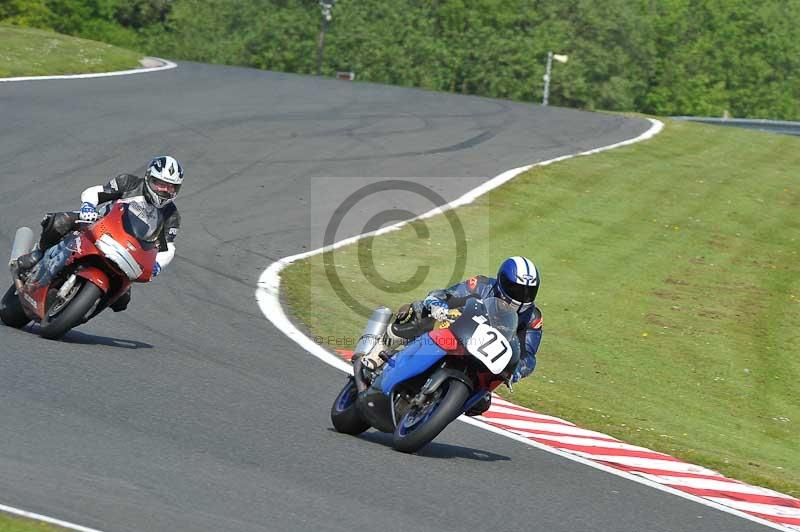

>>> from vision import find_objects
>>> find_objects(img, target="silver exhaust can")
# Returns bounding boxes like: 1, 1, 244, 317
354, 307, 393, 356
9, 227, 35, 266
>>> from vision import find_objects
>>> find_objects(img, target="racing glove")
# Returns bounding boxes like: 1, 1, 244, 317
79, 202, 98, 222
395, 303, 415, 324
429, 300, 449, 322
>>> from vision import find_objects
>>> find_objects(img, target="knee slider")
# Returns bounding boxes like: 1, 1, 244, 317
111, 291, 131, 312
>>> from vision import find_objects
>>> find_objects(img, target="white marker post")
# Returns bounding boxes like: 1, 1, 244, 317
542, 51, 568, 106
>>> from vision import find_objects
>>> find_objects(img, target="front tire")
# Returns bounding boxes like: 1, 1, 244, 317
40, 280, 101, 340
393, 379, 470, 453
331, 377, 370, 435
0, 285, 31, 329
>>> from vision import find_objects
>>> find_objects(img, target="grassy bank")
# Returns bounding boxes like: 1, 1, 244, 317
0, 25, 142, 77
282, 118, 800, 496
0, 512, 70, 531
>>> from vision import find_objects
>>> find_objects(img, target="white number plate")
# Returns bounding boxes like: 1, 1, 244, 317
465, 323, 512, 374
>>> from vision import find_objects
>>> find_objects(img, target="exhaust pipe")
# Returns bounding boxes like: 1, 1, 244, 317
9, 227, 35, 268
354, 307, 393, 356
353, 307, 393, 392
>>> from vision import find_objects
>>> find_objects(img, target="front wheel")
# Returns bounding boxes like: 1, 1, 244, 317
0, 285, 31, 329
393, 379, 470, 453
40, 280, 101, 340
331, 377, 371, 435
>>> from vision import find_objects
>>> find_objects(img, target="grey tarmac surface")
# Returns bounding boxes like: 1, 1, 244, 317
0, 62, 772, 532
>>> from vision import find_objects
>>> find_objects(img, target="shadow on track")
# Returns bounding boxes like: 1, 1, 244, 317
350, 430, 511, 462
22, 325, 153, 349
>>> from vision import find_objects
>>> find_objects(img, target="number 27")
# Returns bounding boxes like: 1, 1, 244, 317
477, 330, 507, 362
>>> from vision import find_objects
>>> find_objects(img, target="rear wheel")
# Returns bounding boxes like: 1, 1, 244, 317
40, 279, 101, 340
331, 377, 370, 435
393, 379, 470, 453
0, 285, 31, 329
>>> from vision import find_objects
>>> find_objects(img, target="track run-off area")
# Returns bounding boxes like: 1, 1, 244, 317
0, 62, 791, 532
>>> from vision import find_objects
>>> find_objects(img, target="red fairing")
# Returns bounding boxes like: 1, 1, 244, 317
430, 328, 502, 390
479, 373, 505, 392
14, 202, 157, 323
85, 205, 158, 281
76, 267, 111, 293
428, 328, 460, 352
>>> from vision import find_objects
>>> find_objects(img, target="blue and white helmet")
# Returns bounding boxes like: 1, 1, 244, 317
495, 256, 540, 312
144, 155, 183, 208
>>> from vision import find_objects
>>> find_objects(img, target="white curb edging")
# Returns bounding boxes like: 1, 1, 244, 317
0, 57, 177, 83
255, 117, 793, 531
0, 503, 106, 532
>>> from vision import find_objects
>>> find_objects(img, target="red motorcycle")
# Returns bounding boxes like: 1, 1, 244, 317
1, 202, 158, 339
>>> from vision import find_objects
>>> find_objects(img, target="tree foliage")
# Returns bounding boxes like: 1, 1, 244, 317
3, 0, 799, 119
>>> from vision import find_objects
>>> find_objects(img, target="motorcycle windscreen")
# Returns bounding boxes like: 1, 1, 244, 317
120, 201, 161, 246
380, 335, 448, 395
450, 297, 520, 375
452, 297, 518, 343
483, 297, 518, 341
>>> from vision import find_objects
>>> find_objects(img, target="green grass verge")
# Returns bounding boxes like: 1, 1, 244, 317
282, 118, 800, 497
0, 25, 142, 77
0, 512, 70, 531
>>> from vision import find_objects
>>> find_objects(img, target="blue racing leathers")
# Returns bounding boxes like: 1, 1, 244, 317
422, 275, 542, 383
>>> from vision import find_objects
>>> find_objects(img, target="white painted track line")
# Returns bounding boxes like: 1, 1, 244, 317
0, 57, 176, 83
0, 503, 106, 532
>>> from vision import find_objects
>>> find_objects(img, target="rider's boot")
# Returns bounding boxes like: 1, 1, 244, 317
10, 246, 42, 276
359, 324, 403, 371
110, 289, 131, 312
360, 337, 391, 371
465, 393, 492, 416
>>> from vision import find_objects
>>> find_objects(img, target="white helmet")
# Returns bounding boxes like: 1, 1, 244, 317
144, 155, 183, 208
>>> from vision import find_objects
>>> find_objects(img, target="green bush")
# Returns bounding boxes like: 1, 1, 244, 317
3, 0, 800, 120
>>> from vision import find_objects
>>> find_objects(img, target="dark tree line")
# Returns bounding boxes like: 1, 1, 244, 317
4, 0, 800, 119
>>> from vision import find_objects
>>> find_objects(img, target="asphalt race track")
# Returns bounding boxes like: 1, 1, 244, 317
0, 62, 773, 532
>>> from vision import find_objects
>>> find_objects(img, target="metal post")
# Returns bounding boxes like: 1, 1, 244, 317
542, 51, 553, 106
316, 2, 333, 76
316, 17, 328, 76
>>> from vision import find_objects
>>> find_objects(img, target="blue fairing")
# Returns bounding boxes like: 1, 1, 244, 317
380, 335, 447, 395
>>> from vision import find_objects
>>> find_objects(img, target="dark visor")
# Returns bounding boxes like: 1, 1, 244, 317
500, 276, 538, 304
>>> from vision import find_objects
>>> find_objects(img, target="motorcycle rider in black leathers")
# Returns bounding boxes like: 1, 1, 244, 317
12, 156, 184, 312
360, 256, 543, 416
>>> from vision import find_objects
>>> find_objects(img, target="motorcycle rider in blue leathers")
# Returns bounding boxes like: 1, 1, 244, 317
361, 256, 543, 416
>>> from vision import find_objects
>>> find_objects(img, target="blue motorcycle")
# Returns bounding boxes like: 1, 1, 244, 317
330, 297, 520, 453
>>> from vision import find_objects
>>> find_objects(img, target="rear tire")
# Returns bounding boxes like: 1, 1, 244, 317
331, 377, 370, 435
40, 280, 101, 340
393, 379, 469, 454
0, 285, 31, 329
